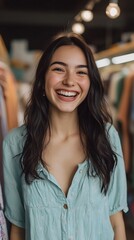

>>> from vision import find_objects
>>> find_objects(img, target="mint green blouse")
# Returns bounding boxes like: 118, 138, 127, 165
3, 124, 128, 240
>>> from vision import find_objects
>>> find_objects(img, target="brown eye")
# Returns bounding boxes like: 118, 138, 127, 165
53, 67, 64, 72
78, 71, 88, 75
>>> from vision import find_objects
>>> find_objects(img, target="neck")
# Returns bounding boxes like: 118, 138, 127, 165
48, 110, 79, 139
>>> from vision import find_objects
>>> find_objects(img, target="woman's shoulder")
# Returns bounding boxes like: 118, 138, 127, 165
3, 124, 27, 145
105, 122, 118, 137
105, 122, 121, 150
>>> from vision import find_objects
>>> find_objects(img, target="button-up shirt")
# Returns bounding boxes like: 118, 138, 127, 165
3, 124, 128, 240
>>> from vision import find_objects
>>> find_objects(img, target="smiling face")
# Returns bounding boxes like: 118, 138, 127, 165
45, 45, 90, 114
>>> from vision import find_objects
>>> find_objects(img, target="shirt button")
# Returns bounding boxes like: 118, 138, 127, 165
63, 204, 68, 209
79, 169, 83, 173
68, 237, 73, 240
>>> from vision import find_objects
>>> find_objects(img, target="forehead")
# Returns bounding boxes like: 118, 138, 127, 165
50, 45, 87, 65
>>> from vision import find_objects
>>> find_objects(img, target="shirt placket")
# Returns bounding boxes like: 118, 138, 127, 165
65, 163, 87, 240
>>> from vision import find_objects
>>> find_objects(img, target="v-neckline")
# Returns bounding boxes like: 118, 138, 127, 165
39, 160, 88, 198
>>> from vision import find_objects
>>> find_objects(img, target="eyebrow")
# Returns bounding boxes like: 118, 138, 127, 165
50, 61, 88, 68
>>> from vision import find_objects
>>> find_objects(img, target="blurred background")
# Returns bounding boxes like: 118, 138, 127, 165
0, 0, 134, 52
0, 0, 134, 239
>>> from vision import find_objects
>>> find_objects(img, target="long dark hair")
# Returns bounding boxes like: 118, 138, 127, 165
22, 32, 117, 194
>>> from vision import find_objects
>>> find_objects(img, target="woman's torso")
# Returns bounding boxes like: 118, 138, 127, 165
3, 124, 128, 240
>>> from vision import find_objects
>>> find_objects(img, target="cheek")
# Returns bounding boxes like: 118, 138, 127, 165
45, 73, 62, 88
81, 79, 90, 93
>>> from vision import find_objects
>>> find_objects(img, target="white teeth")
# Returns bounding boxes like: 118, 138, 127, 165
57, 90, 77, 97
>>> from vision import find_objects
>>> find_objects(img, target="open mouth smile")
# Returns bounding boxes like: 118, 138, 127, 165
56, 90, 79, 97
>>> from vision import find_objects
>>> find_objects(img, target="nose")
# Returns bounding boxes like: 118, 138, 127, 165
62, 71, 75, 86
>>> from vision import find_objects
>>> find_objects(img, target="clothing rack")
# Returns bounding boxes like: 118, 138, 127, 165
0, 36, 18, 240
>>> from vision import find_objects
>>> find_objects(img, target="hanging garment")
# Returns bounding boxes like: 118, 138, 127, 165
129, 82, 134, 186
0, 184, 8, 240
0, 90, 9, 240
117, 73, 134, 172
0, 87, 8, 139
108, 72, 121, 124
0, 61, 18, 130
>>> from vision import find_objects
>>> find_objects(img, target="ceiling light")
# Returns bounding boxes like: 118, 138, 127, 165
81, 10, 93, 22
96, 58, 111, 68
106, 0, 120, 19
72, 23, 85, 34
112, 53, 134, 64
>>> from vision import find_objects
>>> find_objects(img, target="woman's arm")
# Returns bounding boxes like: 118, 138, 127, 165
110, 211, 127, 240
10, 224, 25, 240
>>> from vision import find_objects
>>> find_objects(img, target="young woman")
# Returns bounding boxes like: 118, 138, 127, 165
3, 33, 128, 240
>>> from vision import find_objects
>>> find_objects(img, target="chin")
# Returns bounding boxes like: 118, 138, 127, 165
57, 106, 78, 113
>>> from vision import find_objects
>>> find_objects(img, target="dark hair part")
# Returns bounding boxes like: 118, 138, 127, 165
22, 32, 117, 194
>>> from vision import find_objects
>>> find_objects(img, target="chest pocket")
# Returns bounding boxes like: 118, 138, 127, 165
23, 179, 49, 208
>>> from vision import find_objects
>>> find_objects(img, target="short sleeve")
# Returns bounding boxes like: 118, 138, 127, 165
106, 124, 128, 215
3, 137, 25, 228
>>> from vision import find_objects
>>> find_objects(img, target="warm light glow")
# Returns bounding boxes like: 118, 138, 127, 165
96, 58, 111, 68
112, 53, 134, 64
72, 23, 85, 34
106, 3, 120, 19
81, 10, 93, 22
